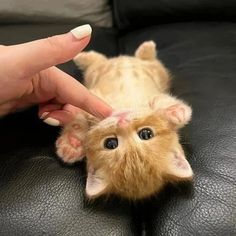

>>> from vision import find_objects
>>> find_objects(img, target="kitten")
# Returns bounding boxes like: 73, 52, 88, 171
56, 41, 193, 200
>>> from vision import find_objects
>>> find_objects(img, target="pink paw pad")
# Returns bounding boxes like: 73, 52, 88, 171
166, 104, 191, 124
56, 141, 84, 163
56, 134, 84, 163
68, 135, 81, 148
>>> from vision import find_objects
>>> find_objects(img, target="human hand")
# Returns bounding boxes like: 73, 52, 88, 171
0, 24, 112, 126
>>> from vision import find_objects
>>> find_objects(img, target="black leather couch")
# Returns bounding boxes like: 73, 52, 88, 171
0, 0, 235, 235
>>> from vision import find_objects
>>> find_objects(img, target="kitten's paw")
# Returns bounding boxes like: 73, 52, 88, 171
166, 103, 192, 126
56, 135, 84, 164
135, 41, 156, 60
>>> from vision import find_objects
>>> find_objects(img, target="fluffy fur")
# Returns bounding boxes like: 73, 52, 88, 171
56, 41, 193, 200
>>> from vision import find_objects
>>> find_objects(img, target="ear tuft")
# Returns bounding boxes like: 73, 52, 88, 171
166, 152, 193, 180
135, 41, 157, 60
73, 51, 107, 71
86, 167, 108, 198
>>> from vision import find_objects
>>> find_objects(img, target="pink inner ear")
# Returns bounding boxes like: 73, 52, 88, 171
168, 152, 193, 179
86, 168, 107, 198
174, 154, 190, 170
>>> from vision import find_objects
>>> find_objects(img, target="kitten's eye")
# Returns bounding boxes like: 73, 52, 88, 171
104, 137, 118, 149
138, 128, 154, 140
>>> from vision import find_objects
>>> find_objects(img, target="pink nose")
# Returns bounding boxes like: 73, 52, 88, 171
113, 111, 130, 127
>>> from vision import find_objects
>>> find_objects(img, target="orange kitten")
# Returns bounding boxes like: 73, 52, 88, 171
56, 41, 193, 200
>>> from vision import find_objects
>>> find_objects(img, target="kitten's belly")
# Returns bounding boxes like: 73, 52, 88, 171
91, 85, 159, 110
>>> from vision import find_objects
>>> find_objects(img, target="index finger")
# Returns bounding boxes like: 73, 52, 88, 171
42, 67, 113, 119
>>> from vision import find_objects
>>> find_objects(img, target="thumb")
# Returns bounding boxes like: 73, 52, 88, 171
7, 24, 92, 78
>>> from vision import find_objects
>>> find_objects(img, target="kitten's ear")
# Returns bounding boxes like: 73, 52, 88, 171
164, 103, 192, 129
135, 41, 157, 60
166, 152, 193, 180
86, 167, 108, 198
73, 51, 107, 70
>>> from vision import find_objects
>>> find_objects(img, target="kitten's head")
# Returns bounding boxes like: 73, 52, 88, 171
84, 107, 193, 200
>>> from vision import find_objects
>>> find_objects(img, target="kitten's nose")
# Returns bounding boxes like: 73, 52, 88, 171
112, 111, 130, 127
117, 117, 129, 127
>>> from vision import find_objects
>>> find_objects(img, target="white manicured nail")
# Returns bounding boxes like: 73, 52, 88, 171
70, 24, 92, 40
40, 112, 49, 119
43, 118, 60, 126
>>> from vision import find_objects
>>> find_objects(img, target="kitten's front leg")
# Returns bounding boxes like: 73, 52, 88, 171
56, 114, 89, 164
150, 94, 192, 128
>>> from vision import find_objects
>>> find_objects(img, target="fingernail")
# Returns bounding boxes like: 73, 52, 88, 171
70, 24, 92, 40
40, 112, 49, 119
43, 118, 60, 126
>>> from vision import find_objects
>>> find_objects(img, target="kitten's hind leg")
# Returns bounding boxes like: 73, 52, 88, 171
56, 114, 89, 164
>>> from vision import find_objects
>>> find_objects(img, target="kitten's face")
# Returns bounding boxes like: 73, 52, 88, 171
84, 110, 193, 199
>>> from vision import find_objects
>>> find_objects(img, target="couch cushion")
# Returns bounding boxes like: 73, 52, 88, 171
0, 0, 113, 27
0, 24, 139, 236
119, 22, 236, 235
113, 0, 236, 29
